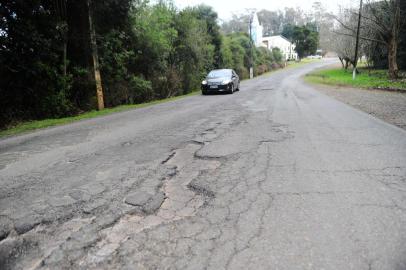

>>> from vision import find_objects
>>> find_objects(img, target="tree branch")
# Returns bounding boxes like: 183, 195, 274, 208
333, 16, 356, 34
349, 11, 389, 34
333, 31, 387, 45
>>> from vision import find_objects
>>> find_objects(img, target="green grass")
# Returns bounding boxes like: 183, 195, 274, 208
0, 91, 199, 138
305, 68, 406, 91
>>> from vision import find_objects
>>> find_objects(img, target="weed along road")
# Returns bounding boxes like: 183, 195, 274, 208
1, 59, 406, 270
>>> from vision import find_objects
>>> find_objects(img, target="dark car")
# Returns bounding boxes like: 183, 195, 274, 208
201, 69, 240, 95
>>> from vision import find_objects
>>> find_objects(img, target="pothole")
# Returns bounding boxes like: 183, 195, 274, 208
78, 143, 221, 266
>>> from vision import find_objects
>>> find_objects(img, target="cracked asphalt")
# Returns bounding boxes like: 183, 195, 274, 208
1, 59, 406, 270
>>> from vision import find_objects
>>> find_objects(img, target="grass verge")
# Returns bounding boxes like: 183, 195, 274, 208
305, 68, 406, 91
0, 91, 199, 138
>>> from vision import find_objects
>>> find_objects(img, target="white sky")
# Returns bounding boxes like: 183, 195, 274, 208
172, 0, 359, 21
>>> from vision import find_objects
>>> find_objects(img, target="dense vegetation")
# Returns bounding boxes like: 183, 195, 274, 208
0, 0, 284, 129
282, 23, 319, 59
326, 0, 405, 78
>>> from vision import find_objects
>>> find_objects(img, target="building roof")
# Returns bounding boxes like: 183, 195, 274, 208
262, 35, 292, 44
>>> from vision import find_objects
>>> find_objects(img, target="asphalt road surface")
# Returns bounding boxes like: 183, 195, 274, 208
1, 59, 406, 270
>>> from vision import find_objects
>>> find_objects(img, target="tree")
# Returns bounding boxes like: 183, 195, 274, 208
292, 24, 319, 59
220, 13, 250, 34
191, 5, 222, 68
174, 8, 215, 94
283, 7, 311, 26
399, 0, 406, 70
334, 0, 405, 79
282, 24, 295, 41
0, 0, 74, 127
363, 0, 403, 78
223, 7, 313, 37
257, 9, 284, 36
334, 32, 357, 69
311, 1, 335, 56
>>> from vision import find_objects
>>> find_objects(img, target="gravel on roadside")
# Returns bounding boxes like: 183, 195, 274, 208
310, 83, 406, 130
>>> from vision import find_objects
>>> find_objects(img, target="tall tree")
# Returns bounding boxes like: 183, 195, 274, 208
335, 0, 404, 78
292, 24, 319, 59
257, 9, 284, 36
220, 13, 250, 34
363, 0, 403, 78
0, 0, 74, 126
282, 24, 295, 41
311, 1, 335, 55
192, 5, 222, 68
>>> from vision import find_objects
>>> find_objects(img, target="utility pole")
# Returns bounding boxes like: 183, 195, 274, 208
249, 12, 254, 79
87, 0, 104, 110
353, 0, 363, 80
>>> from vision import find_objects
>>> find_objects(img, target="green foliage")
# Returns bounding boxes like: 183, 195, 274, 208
220, 37, 234, 68
292, 24, 319, 59
281, 24, 295, 41
131, 2, 178, 75
272, 48, 283, 63
98, 30, 137, 106
0, 1, 74, 127
128, 75, 153, 103
191, 5, 222, 68
219, 33, 283, 79
221, 34, 248, 78
174, 8, 215, 94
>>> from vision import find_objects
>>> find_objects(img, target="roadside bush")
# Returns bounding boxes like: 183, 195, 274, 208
128, 76, 153, 103
272, 48, 284, 64
271, 63, 283, 70
255, 64, 269, 76
235, 66, 250, 79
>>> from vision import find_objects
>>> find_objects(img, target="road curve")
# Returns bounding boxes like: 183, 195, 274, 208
1, 59, 406, 270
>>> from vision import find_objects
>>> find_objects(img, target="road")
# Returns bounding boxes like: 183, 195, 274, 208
1, 59, 406, 270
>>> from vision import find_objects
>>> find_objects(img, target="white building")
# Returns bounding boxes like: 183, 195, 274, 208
250, 12, 263, 47
261, 35, 298, 61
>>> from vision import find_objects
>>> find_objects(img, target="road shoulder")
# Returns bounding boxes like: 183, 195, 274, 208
305, 81, 406, 130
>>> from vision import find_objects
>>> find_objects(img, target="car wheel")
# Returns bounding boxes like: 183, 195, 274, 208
202, 90, 208, 95
228, 84, 234, 94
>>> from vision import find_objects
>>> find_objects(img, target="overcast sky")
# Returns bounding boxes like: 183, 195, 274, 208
172, 0, 359, 21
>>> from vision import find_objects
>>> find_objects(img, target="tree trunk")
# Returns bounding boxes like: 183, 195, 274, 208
344, 58, 349, 70
87, 0, 104, 110
339, 57, 345, 69
387, 37, 399, 79
387, 0, 400, 80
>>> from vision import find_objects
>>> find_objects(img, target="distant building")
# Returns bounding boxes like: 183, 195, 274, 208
248, 14, 297, 61
261, 35, 298, 61
249, 12, 263, 47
